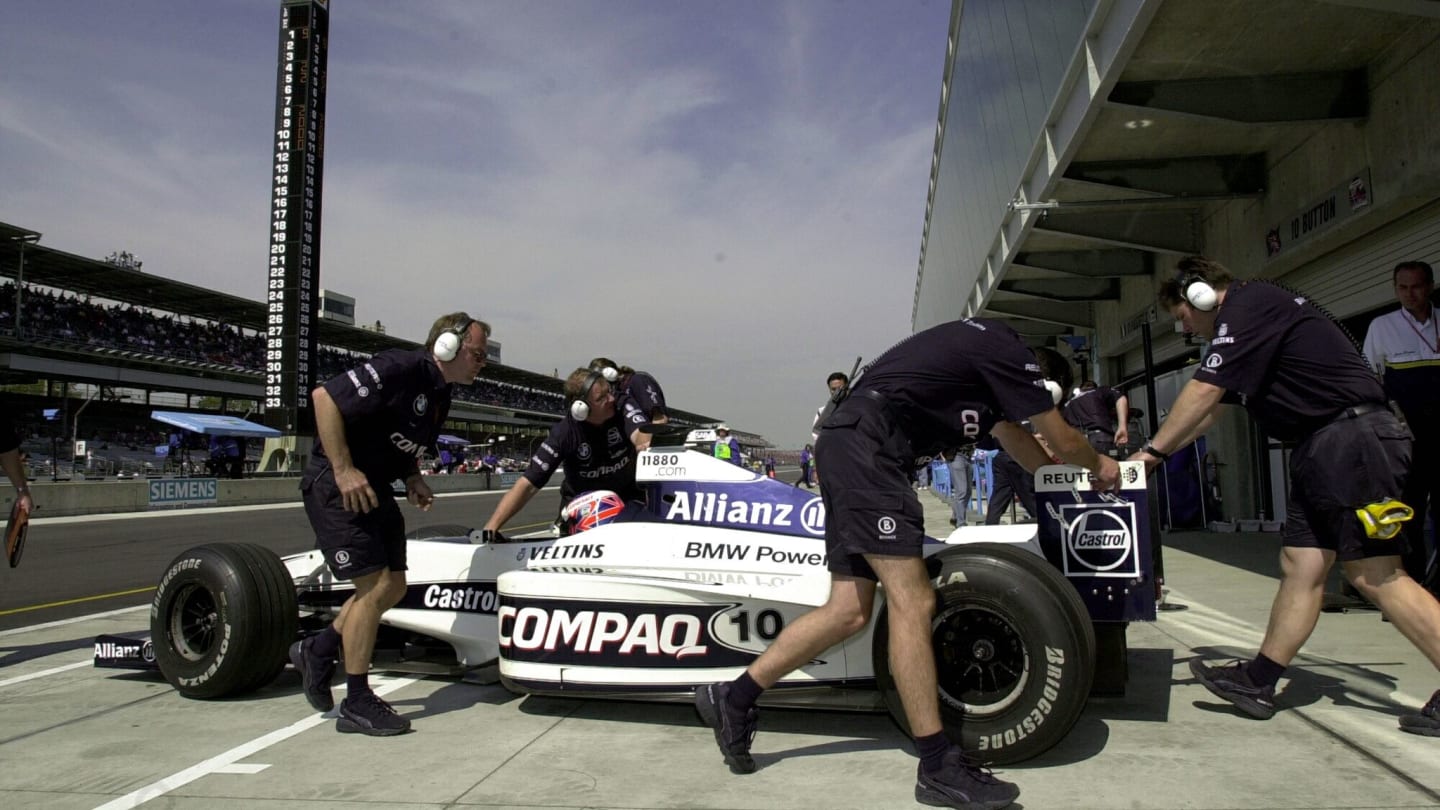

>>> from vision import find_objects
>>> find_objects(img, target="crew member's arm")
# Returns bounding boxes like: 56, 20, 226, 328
1113, 392, 1131, 447
1, 448, 32, 516
312, 386, 378, 514
483, 478, 539, 535
989, 421, 1052, 472
1027, 409, 1121, 490
1127, 379, 1226, 471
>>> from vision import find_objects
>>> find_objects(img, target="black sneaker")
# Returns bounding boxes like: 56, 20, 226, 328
336, 691, 411, 736
694, 682, 758, 774
1399, 689, 1440, 737
915, 749, 1020, 810
289, 636, 335, 713
1189, 658, 1276, 719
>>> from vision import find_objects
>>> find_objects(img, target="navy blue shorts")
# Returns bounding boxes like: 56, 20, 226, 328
815, 395, 925, 580
1285, 410, 1412, 561
301, 465, 406, 580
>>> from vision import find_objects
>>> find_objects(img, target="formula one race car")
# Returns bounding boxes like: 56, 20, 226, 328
98, 446, 1153, 764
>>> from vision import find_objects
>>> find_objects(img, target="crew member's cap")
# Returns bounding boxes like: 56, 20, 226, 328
716, 424, 729, 432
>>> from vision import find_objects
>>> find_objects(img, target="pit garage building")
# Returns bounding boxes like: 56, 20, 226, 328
914, 0, 1440, 524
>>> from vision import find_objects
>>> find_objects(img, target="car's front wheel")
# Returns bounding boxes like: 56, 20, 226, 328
873, 543, 1095, 764
150, 543, 298, 699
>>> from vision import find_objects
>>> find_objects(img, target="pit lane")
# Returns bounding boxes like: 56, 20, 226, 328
0, 493, 1435, 809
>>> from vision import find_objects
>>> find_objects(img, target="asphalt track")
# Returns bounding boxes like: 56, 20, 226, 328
0, 487, 562, 631
1, 486, 1437, 809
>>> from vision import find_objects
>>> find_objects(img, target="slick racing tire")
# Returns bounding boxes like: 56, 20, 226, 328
874, 542, 1095, 765
151, 543, 299, 699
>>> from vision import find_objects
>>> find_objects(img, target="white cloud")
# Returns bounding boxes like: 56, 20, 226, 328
0, 1, 947, 447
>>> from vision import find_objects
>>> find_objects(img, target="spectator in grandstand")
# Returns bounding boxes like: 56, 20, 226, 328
1063, 380, 1130, 458
589, 357, 669, 451
793, 444, 814, 488
695, 322, 1115, 808
292, 312, 489, 738
481, 366, 647, 539
713, 425, 742, 465
1, 413, 34, 523
1142, 256, 1439, 736
1362, 260, 1438, 592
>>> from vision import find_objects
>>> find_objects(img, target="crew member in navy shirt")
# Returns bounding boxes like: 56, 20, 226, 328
1136, 256, 1440, 737
696, 318, 1118, 809
1063, 380, 1130, 457
589, 357, 669, 451
483, 366, 646, 538
293, 312, 489, 737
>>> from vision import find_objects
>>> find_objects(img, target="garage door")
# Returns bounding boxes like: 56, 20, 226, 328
1280, 200, 1440, 319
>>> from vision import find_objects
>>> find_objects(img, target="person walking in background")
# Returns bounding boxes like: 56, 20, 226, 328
794, 444, 814, 488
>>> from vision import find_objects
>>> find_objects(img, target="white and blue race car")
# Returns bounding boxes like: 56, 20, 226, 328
101, 446, 1152, 764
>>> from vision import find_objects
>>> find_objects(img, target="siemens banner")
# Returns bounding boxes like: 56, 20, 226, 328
149, 479, 219, 508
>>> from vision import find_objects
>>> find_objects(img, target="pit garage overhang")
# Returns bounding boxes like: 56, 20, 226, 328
919, 0, 1440, 356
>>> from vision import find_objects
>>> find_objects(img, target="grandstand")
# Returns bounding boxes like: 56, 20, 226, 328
0, 220, 752, 477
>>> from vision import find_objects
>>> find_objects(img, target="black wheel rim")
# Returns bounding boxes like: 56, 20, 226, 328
169, 582, 220, 662
932, 604, 1028, 716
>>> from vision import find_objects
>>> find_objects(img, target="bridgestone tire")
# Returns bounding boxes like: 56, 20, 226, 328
404, 524, 474, 541
873, 543, 1095, 765
150, 543, 299, 699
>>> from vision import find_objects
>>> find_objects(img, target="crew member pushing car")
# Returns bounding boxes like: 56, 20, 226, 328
482, 366, 646, 540
1139, 256, 1440, 736
695, 319, 1119, 810
291, 312, 489, 737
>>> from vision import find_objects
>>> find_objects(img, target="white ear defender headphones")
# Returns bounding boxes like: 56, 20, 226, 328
1177, 270, 1218, 312
1044, 379, 1064, 405
569, 366, 618, 420
433, 317, 478, 362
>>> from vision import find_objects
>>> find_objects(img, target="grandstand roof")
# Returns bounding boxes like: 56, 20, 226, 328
0, 220, 721, 425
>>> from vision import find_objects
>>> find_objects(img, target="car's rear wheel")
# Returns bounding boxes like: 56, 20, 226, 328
873, 543, 1094, 764
151, 543, 298, 699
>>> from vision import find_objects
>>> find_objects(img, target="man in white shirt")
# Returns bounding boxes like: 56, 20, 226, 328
1362, 260, 1438, 591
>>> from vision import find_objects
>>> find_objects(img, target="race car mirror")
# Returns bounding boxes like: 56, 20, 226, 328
1034, 462, 1154, 623
6, 498, 30, 568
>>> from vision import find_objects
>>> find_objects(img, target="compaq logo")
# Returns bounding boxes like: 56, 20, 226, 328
498, 606, 707, 659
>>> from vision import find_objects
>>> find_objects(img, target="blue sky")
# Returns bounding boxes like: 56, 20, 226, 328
0, 0, 950, 446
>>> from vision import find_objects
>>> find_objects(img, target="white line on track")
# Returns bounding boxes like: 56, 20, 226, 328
91, 675, 419, 809
0, 660, 90, 688
0, 605, 148, 638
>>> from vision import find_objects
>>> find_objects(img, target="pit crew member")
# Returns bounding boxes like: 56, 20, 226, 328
482, 366, 645, 539
1134, 256, 1440, 735
589, 357, 669, 451
1063, 380, 1130, 457
696, 319, 1120, 810
292, 312, 490, 737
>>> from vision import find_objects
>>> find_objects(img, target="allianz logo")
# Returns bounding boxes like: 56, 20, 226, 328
664, 492, 825, 535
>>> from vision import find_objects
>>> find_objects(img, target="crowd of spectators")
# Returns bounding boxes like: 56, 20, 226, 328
1, 283, 566, 414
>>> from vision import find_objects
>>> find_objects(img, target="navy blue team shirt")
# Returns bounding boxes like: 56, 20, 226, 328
1195, 281, 1385, 441
312, 348, 453, 485
852, 318, 1056, 462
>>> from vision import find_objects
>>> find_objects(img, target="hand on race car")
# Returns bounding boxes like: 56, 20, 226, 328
334, 466, 379, 513
630, 427, 652, 452
405, 474, 435, 511
479, 528, 507, 544
1089, 454, 1121, 492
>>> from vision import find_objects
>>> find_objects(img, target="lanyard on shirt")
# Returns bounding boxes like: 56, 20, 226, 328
1403, 307, 1439, 354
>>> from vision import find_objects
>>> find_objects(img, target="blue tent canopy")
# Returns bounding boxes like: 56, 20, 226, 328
151, 411, 283, 438
437, 434, 468, 446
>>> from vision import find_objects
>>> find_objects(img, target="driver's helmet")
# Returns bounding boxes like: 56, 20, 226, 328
562, 490, 626, 534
